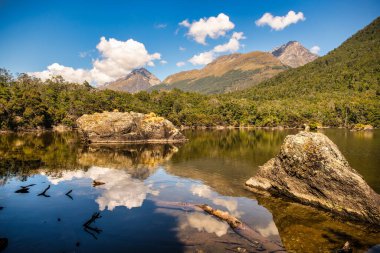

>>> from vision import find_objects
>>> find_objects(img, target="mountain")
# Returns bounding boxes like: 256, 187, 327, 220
151, 52, 288, 94
100, 68, 160, 93
270, 41, 319, 68
232, 17, 380, 126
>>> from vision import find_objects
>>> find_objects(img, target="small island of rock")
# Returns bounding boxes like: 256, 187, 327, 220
245, 131, 380, 225
76, 111, 186, 144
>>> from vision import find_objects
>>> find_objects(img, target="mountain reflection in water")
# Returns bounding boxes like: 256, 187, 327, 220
0, 130, 379, 253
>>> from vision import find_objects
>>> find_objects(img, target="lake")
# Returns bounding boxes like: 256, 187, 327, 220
0, 129, 379, 253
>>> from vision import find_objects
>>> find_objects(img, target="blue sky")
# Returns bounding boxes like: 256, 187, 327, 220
0, 0, 379, 83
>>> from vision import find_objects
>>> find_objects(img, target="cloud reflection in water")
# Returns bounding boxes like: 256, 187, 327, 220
44, 166, 159, 210
180, 212, 229, 237
190, 184, 243, 217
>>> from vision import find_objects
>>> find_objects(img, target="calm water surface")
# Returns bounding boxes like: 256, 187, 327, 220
0, 129, 379, 253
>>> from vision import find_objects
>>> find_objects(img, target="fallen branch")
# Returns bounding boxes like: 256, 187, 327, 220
155, 201, 286, 252
21, 184, 36, 189
15, 184, 36, 193
83, 212, 102, 227
38, 185, 51, 197
65, 189, 73, 200
83, 212, 102, 239
92, 180, 105, 187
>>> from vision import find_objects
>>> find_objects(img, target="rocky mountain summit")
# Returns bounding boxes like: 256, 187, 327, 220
100, 68, 161, 93
271, 41, 318, 68
76, 111, 186, 144
152, 51, 287, 94
246, 131, 380, 225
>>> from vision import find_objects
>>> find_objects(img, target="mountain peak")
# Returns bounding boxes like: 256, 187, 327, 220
130, 68, 150, 76
271, 41, 318, 68
100, 68, 161, 93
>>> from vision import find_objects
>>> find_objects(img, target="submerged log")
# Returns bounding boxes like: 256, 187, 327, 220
155, 201, 285, 252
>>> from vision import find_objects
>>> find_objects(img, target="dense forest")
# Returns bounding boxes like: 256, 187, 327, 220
0, 17, 379, 131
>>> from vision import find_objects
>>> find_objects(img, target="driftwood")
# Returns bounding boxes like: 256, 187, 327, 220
92, 180, 105, 187
65, 189, 73, 200
38, 185, 51, 197
155, 201, 286, 252
15, 184, 36, 193
83, 212, 102, 239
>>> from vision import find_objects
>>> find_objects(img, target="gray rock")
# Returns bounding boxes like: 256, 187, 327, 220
246, 131, 380, 225
271, 41, 318, 68
99, 68, 161, 93
76, 111, 186, 144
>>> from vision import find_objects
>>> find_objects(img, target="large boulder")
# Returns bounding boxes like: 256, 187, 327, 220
76, 111, 186, 144
245, 131, 380, 225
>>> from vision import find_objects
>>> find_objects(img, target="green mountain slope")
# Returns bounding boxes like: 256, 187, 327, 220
229, 16, 380, 126
238, 17, 380, 100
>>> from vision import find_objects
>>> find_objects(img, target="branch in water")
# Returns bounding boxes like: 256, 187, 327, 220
15, 184, 36, 193
65, 189, 73, 200
155, 201, 286, 252
38, 185, 51, 197
83, 212, 103, 239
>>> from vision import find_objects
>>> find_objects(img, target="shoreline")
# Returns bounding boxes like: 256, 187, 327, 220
0, 125, 376, 134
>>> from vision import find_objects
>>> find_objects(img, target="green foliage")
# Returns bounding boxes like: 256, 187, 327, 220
0, 18, 379, 130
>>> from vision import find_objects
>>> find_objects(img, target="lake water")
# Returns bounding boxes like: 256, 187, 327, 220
0, 129, 379, 253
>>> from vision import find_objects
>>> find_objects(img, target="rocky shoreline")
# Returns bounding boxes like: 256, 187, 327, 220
0, 123, 375, 133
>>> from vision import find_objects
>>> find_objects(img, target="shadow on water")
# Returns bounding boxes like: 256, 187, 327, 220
254, 194, 380, 253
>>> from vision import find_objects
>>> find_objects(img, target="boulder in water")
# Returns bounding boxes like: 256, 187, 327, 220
245, 131, 380, 225
76, 111, 186, 144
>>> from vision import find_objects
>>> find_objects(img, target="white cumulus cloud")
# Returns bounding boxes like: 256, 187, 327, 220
188, 51, 215, 65
188, 31, 245, 66
256, 10, 305, 31
30, 63, 93, 84
180, 13, 235, 45
213, 32, 245, 53
176, 61, 186, 67
29, 37, 161, 86
160, 60, 168, 64
310, 45, 320, 55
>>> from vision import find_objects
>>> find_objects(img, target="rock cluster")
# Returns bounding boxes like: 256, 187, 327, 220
76, 111, 186, 144
246, 131, 380, 225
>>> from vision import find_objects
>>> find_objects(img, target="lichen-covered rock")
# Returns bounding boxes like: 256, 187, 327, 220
76, 111, 186, 144
245, 131, 380, 225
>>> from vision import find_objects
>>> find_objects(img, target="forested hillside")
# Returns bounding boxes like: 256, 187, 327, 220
0, 17, 379, 130
229, 16, 380, 127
